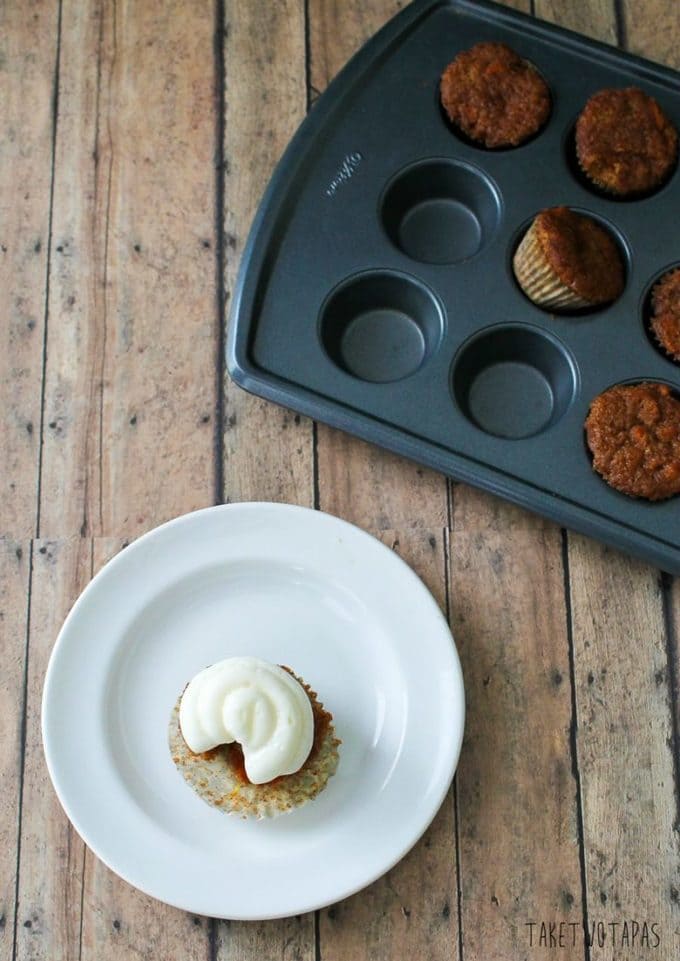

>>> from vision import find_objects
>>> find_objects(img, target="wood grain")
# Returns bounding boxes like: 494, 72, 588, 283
15, 539, 90, 961
623, 10, 680, 946
217, 2, 315, 958
450, 490, 582, 961
38, 0, 217, 539
80, 866, 209, 961
214, 918, 312, 961
319, 529, 459, 961
307, 0, 406, 99
534, 0, 617, 43
567, 540, 680, 961
669, 577, 680, 785
537, 3, 680, 960
308, 3, 458, 958
0, 540, 30, 961
0, 1, 59, 537
445, 3, 584, 959
317, 434, 448, 531
221, 0, 313, 509
308, 0, 449, 532
620, 0, 680, 68
3, 3, 680, 961
76, 539, 210, 961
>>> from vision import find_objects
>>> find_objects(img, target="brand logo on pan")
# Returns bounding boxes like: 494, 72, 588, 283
325, 152, 363, 196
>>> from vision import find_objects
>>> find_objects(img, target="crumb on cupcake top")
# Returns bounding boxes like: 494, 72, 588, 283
532, 206, 624, 304
651, 267, 680, 361
440, 41, 551, 148
575, 87, 678, 196
585, 382, 680, 500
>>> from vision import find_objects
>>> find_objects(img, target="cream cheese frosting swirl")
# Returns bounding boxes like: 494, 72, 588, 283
178, 657, 314, 784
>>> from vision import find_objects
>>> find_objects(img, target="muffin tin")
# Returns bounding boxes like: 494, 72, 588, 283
227, 0, 680, 574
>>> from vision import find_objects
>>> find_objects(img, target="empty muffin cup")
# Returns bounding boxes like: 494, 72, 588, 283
453, 324, 577, 439
381, 159, 501, 265
320, 271, 444, 383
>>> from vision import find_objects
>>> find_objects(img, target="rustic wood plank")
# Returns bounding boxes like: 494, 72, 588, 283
308, 3, 458, 955
536, 3, 680, 959
619, 0, 680, 68
317, 434, 448, 531
15, 538, 90, 961
215, 918, 312, 961
533, 0, 617, 43
0, 1, 59, 537
567, 540, 679, 961
624, 9, 680, 772
621, 0, 680, 871
80, 866, 209, 961
0, 539, 30, 961
620, 8, 680, 948
318, 529, 459, 961
221, 0, 313, 508
218, 1, 314, 956
8, 4, 677, 961
76, 538, 210, 961
669, 576, 680, 769
448, 2, 585, 957
309, 0, 448, 531
450, 489, 583, 961
39, 0, 217, 539
307, 0, 405, 99
318, 793, 457, 959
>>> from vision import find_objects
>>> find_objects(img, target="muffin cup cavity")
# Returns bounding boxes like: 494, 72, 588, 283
585, 380, 680, 501
438, 89, 549, 152
565, 118, 678, 201
380, 159, 502, 265
513, 222, 592, 310
452, 325, 578, 439
574, 88, 678, 199
438, 42, 552, 150
510, 209, 630, 314
320, 271, 445, 383
642, 264, 680, 366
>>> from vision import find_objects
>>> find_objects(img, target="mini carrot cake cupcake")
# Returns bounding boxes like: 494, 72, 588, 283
585, 382, 680, 500
575, 88, 678, 196
440, 41, 550, 148
169, 656, 340, 819
513, 206, 624, 310
650, 267, 680, 362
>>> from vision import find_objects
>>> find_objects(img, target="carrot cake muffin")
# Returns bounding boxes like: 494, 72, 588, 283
650, 267, 680, 362
440, 41, 550, 148
513, 206, 624, 310
585, 382, 680, 500
575, 88, 678, 196
169, 656, 340, 819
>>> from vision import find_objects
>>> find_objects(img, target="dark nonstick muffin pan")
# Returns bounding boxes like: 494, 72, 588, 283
227, 0, 680, 573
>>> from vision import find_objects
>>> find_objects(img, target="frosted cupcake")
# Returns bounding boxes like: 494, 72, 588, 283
169, 657, 340, 819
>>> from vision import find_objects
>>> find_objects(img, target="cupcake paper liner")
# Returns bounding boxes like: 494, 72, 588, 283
575, 150, 626, 197
650, 268, 680, 362
513, 222, 592, 309
651, 323, 680, 363
169, 674, 341, 819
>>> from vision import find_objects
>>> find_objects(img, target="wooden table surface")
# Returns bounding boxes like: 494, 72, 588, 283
2, 1, 680, 959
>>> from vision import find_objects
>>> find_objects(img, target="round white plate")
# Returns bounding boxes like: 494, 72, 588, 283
42, 503, 465, 920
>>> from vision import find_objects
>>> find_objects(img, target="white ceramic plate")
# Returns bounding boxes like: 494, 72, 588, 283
42, 503, 465, 920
